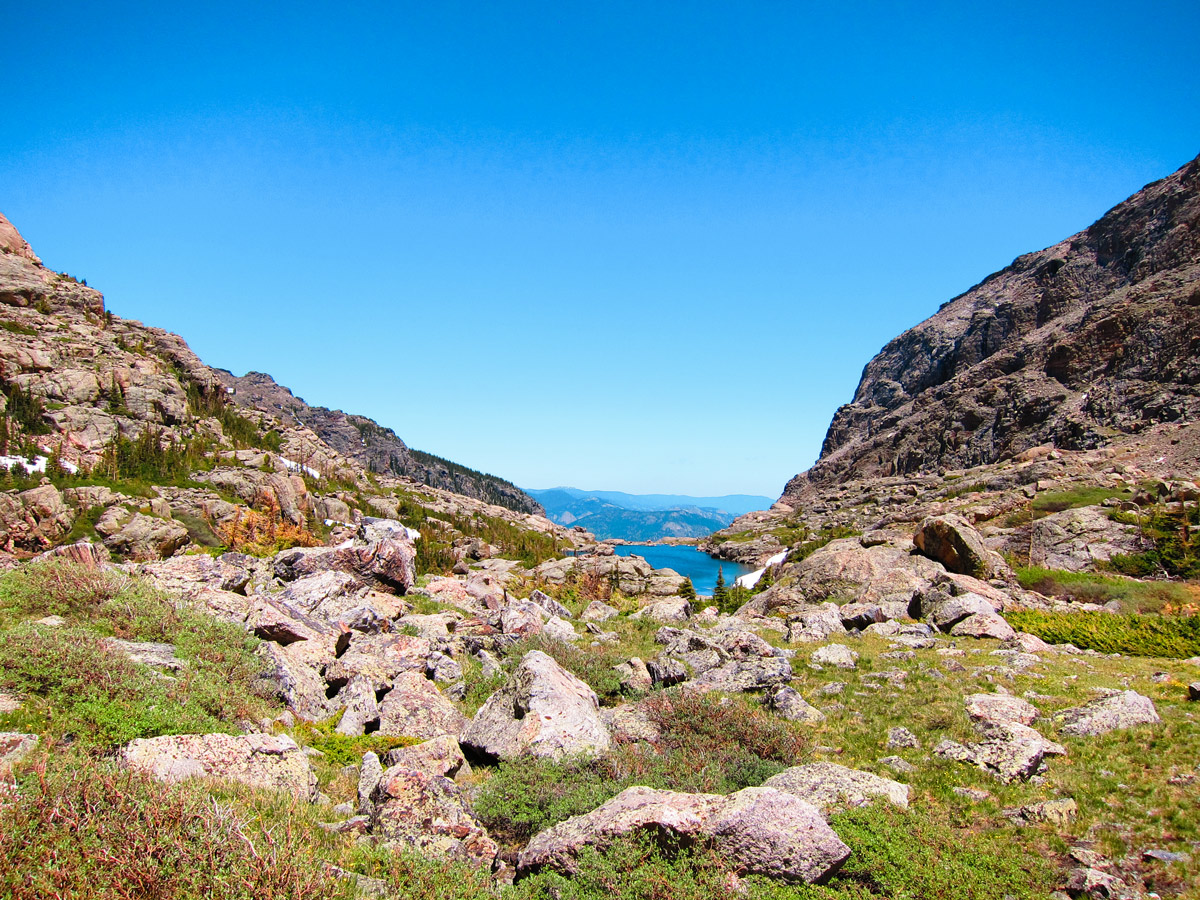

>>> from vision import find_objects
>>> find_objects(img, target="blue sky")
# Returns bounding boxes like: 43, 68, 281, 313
3, 1, 1198, 496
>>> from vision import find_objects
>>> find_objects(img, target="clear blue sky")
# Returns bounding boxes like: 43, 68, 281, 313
3, 1, 1197, 496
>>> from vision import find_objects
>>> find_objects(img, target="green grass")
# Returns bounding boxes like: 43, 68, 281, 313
0, 559, 276, 749
292, 716, 419, 767
1031, 486, 1131, 516
1015, 565, 1193, 613
0, 319, 38, 336
1003, 608, 1200, 659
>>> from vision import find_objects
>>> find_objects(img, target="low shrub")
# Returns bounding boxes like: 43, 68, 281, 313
1004, 608, 1200, 658
292, 717, 419, 768
1015, 565, 1191, 613
0, 625, 234, 747
0, 760, 353, 900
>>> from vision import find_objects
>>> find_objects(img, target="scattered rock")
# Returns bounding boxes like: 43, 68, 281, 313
1004, 797, 1078, 827
886, 726, 921, 749
768, 686, 826, 723
879, 756, 916, 774
811, 644, 858, 669
581, 600, 618, 622
529, 589, 572, 619
0, 732, 39, 771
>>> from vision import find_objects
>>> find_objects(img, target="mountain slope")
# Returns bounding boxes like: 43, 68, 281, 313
787, 152, 1200, 497
217, 370, 542, 515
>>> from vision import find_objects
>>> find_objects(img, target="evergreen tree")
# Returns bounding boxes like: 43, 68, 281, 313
712, 566, 727, 606
678, 577, 696, 601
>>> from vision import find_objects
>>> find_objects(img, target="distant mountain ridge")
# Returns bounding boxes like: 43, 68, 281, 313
530, 487, 773, 516
526, 487, 772, 541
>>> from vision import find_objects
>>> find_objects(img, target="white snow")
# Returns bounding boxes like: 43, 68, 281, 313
0, 451, 79, 475
277, 455, 321, 479
734, 550, 789, 589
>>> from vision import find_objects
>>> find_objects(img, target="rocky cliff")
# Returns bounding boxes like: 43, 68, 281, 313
216, 370, 543, 515
786, 152, 1200, 497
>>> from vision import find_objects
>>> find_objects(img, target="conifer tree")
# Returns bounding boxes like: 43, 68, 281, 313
678, 577, 696, 601
712, 565, 727, 605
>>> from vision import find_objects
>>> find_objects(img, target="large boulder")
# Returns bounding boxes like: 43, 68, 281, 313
120, 733, 318, 800
914, 515, 1011, 581
461, 650, 610, 761
1015, 506, 1144, 573
378, 672, 469, 740
1056, 691, 1160, 737
763, 762, 909, 813
739, 539, 944, 618
96, 508, 189, 561
517, 785, 850, 884
369, 765, 498, 868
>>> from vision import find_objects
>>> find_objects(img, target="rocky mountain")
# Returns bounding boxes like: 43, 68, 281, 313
787, 152, 1200, 497
0, 211, 565, 565
216, 370, 543, 515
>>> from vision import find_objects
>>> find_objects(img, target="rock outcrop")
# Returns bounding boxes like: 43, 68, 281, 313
784, 153, 1200, 491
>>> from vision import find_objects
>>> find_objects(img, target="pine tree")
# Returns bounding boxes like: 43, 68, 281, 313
678, 577, 696, 601
712, 566, 727, 606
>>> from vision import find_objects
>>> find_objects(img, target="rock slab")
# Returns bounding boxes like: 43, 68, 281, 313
517, 785, 850, 884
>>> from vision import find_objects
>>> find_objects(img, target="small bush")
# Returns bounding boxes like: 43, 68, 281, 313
1004, 608, 1200, 658
475, 692, 808, 848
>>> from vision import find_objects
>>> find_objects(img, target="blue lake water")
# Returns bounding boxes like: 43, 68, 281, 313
613, 544, 756, 597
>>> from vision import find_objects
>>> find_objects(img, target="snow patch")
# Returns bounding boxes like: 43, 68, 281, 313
0, 451, 79, 475
277, 455, 320, 479
734, 550, 788, 589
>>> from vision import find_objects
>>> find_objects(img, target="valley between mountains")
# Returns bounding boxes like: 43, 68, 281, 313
1, 154, 1199, 900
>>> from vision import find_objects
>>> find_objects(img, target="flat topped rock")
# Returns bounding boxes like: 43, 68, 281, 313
965, 692, 1039, 727
762, 762, 909, 813
517, 784, 850, 885
1056, 690, 1160, 737
121, 732, 318, 800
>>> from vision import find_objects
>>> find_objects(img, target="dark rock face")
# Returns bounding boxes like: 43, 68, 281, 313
787, 154, 1200, 495
216, 369, 543, 516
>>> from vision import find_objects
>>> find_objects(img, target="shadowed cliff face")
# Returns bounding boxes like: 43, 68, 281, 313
786, 153, 1200, 498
